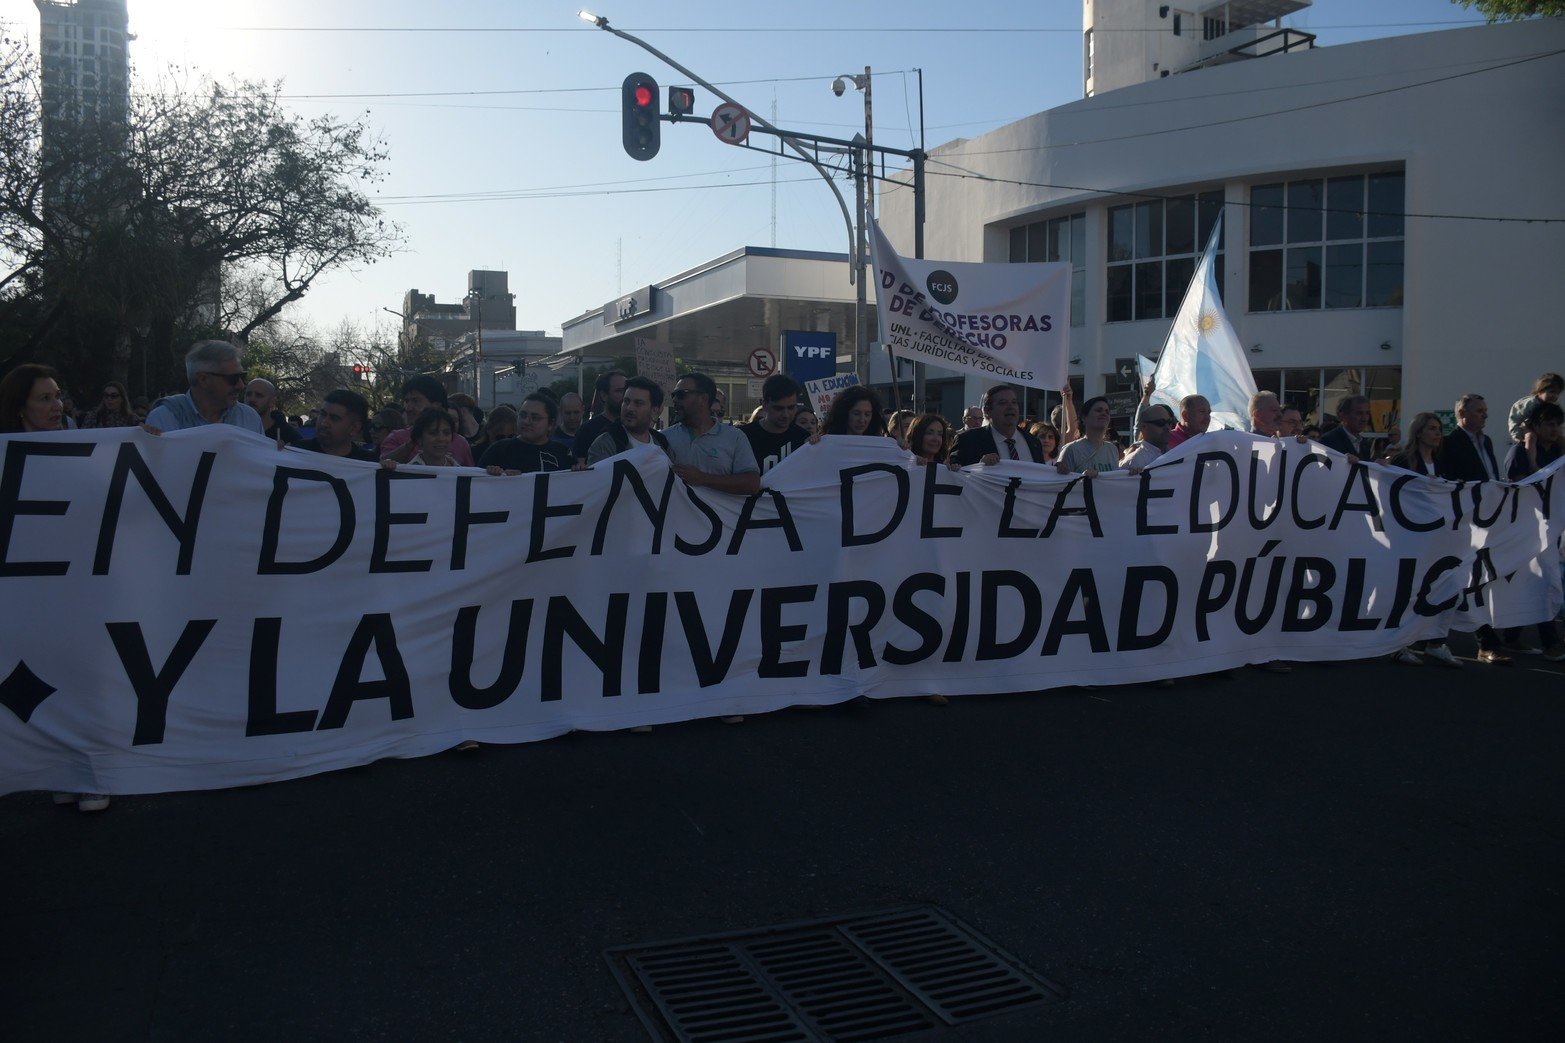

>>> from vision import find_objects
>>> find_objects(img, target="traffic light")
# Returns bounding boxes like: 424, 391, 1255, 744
621, 72, 660, 161
351, 364, 367, 385
668, 86, 695, 116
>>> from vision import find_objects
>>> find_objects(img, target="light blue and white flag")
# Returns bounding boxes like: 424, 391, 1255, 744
1148, 214, 1256, 431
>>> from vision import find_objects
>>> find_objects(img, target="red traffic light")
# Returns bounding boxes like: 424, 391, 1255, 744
634, 84, 653, 108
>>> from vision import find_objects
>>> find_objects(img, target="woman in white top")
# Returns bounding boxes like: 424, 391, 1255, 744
1056, 396, 1121, 476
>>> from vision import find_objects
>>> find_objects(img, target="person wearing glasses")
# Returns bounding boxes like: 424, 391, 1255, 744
665, 372, 760, 496
79, 380, 138, 429
144, 341, 264, 434
1120, 404, 1175, 473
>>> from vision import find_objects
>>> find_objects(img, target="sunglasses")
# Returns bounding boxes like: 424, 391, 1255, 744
1143, 418, 1174, 427
203, 370, 248, 387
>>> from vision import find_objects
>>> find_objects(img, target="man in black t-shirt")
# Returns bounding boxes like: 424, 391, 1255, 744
480, 392, 572, 474
572, 369, 627, 461
741, 374, 809, 474
296, 389, 378, 461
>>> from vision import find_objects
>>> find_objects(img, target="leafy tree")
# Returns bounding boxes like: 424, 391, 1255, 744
0, 31, 401, 399
1454, 0, 1565, 19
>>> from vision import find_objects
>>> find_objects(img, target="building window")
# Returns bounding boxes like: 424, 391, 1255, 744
1105, 191, 1225, 323
1084, 29, 1094, 84
1248, 171, 1404, 313
1009, 212, 1087, 327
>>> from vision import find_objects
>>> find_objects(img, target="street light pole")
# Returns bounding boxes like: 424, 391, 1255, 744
580, 10, 859, 280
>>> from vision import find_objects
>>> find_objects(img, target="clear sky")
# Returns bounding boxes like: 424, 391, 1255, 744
2, 1, 1488, 338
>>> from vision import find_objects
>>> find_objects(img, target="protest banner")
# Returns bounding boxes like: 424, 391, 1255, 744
870, 222, 1071, 390
1, 427, 1559, 797
803, 373, 860, 415
634, 336, 677, 394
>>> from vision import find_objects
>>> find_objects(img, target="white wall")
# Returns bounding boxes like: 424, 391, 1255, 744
881, 20, 1565, 428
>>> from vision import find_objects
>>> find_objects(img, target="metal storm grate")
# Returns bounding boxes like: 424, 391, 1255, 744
605, 904, 1066, 1042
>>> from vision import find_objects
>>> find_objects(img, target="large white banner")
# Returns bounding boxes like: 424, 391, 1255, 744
2, 427, 1560, 797
870, 222, 1071, 390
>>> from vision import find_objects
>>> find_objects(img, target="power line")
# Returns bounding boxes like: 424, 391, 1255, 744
222, 22, 1488, 33
916, 47, 1565, 159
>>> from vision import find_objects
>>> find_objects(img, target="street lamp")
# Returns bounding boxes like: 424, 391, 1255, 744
832, 69, 877, 397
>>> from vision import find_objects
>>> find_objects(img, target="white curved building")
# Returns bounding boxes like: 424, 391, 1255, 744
877, 14, 1565, 439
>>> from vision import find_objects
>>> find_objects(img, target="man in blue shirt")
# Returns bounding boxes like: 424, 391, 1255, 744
145, 341, 265, 434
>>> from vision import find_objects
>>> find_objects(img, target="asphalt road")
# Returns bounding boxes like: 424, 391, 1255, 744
5, 640, 1562, 1042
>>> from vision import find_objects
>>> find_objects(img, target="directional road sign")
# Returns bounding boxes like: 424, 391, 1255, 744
710, 103, 751, 146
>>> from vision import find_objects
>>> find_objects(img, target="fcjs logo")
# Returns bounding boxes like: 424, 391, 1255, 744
926, 270, 959, 305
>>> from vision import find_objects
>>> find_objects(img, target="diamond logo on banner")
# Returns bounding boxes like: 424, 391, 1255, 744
0, 660, 57, 723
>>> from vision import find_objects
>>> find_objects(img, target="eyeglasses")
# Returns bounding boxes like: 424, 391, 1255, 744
202, 370, 247, 387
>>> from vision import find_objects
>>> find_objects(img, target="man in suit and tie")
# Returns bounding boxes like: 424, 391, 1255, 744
1438, 393, 1510, 665
1320, 395, 1371, 459
1440, 393, 1503, 482
952, 384, 1045, 466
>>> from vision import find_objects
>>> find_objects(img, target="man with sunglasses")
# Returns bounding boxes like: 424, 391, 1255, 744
665, 372, 759, 495
1121, 403, 1175, 473
145, 340, 264, 434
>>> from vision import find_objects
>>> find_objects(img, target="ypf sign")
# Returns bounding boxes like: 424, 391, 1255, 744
783, 331, 836, 384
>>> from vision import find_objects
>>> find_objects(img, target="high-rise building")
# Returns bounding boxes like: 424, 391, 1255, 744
35, 1, 130, 129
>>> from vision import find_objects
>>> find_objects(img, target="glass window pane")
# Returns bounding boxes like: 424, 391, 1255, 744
1070, 213, 1086, 264
1283, 368, 1323, 426
1368, 172, 1405, 238
1070, 269, 1085, 327
1249, 249, 1282, 312
1366, 240, 1404, 306
1324, 243, 1362, 309
1108, 206, 1134, 262
1213, 253, 1225, 303
1285, 246, 1323, 310
1199, 190, 1225, 249
1253, 369, 1282, 395
1106, 264, 1133, 322
1165, 255, 1195, 312
1134, 201, 1162, 259
1250, 184, 1283, 246
1026, 221, 1047, 263
1287, 179, 1323, 243
1047, 218, 1066, 263
1135, 261, 1163, 320
1326, 175, 1364, 241
1165, 196, 1195, 256
1009, 226, 1027, 263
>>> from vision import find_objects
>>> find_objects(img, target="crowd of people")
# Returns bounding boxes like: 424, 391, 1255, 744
3, 342, 1560, 807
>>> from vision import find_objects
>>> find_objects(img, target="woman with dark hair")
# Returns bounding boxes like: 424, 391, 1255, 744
447, 392, 484, 441
1030, 421, 1062, 463
470, 404, 517, 457
907, 413, 951, 465
383, 409, 458, 470
1056, 396, 1121, 475
820, 386, 887, 437
0, 363, 64, 433
1386, 411, 1460, 668
80, 380, 138, 429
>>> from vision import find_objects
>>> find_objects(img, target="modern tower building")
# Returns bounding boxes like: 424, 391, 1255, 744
34, 0, 131, 129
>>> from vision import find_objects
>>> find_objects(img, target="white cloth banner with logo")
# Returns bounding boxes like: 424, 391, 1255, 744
870, 222, 1071, 390
1, 427, 1560, 797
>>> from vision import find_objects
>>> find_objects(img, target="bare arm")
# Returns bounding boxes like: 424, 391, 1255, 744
1059, 384, 1080, 443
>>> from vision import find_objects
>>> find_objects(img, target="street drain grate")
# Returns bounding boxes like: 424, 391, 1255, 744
605, 904, 1066, 1042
